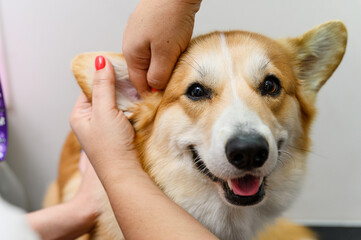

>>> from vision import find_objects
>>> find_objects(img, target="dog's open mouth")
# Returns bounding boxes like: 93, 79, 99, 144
190, 146, 266, 206
222, 176, 265, 206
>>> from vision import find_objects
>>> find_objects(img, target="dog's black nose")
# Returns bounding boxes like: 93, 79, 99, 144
225, 134, 269, 170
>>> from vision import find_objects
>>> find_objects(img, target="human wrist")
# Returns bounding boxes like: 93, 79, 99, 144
103, 165, 157, 201
88, 150, 145, 184
85, 145, 138, 169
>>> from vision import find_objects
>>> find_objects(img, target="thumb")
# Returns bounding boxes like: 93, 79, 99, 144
92, 56, 117, 114
69, 93, 92, 138
147, 51, 178, 90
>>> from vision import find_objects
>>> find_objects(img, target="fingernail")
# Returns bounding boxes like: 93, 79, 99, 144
95, 55, 106, 70
151, 87, 161, 92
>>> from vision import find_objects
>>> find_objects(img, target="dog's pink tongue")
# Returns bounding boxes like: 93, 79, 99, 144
231, 175, 260, 196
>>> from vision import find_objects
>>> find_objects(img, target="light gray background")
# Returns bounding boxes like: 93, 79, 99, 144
0, 0, 360, 225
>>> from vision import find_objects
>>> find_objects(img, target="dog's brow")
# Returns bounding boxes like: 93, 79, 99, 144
246, 51, 271, 83
181, 55, 206, 78
262, 59, 270, 70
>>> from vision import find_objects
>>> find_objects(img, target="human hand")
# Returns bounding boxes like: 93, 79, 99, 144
26, 152, 104, 240
69, 56, 218, 240
123, 0, 202, 95
69, 56, 140, 178
73, 151, 104, 220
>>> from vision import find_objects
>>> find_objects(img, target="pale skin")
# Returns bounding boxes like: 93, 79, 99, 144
70, 57, 218, 240
26, 152, 103, 240
26, 0, 212, 238
123, 0, 202, 94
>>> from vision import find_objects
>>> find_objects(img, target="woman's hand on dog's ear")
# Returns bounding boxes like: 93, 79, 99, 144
70, 55, 219, 240
122, 0, 202, 95
70, 56, 141, 176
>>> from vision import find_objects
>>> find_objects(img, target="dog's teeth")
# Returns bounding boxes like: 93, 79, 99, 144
227, 179, 233, 191
259, 177, 264, 186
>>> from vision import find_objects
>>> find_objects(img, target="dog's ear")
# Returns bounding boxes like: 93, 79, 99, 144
279, 20, 347, 97
71, 52, 139, 116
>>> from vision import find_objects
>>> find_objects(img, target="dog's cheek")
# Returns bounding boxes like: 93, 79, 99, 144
263, 150, 307, 211
144, 105, 205, 188
151, 105, 199, 153
274, 96, 305, 150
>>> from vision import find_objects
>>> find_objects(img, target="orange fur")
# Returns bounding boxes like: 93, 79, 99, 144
256, 219, 317, 240
57, 132, 82, 198
43, 132, 90, 240
46, 20, 347, 240
44, 132, 82, 207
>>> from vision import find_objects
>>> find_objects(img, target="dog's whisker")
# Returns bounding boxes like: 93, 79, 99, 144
277, 149, 296, 168
288, 145, 326, 159
288, 145, 312, 154
185, 54, 204, 75
181, 56, 204, 77
278, 149, 293, 159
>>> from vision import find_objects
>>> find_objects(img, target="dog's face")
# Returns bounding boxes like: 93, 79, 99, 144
72, 20, 347, 238
151, 32, 300, 207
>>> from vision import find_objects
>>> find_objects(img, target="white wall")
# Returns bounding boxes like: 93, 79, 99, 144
0, 0, 360, 225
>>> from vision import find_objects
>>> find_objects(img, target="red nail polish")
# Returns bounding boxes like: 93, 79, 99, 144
151, 87, 160, 92
95, 56, 106, 70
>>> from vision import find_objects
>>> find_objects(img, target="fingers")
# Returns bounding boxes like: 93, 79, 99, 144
92, 56, 117, 114
69, 93, 91, 131
121, 0, 199, 95
78, 151, 88, 174
78, 151, 97, 178
147, 48, 178, 90
123, 42, 151, 96
126, 62, 150, 97
124, 44, 177, 93
73, 93, 92, 117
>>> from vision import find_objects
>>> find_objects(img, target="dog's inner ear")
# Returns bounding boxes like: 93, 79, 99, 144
71, 52, 140, 117
279, 20, 347, 97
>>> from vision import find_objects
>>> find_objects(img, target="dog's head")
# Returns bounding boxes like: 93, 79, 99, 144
72, 20, 346, 220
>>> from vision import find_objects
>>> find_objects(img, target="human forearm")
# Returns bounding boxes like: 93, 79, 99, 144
98, 158, 218, 240
85, 126, 217, 239
71, 56, 217, 239
26, 197, 97, 240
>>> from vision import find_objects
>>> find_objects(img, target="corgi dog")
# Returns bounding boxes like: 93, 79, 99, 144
45, 20, 347, 240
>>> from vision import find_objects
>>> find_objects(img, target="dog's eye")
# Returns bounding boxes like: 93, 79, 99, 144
186, 83, 210, 100
260, 75, 281, 96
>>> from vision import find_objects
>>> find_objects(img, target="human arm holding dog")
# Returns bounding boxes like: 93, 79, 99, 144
26, 152, 103, 240
70, 56, 218, 240
22, 1, 203, 238
123, 0, 202, 95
